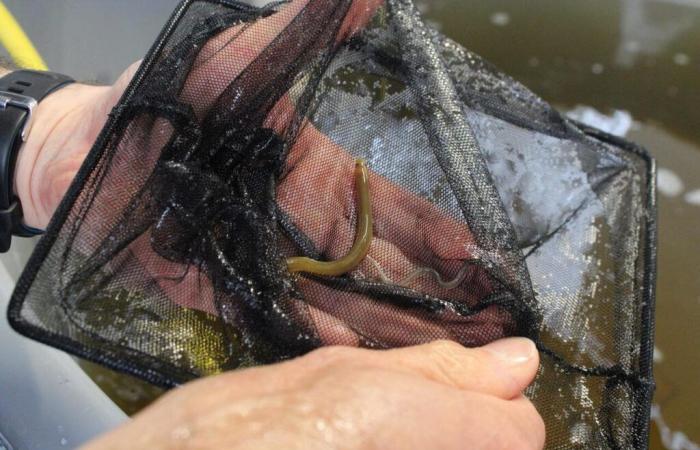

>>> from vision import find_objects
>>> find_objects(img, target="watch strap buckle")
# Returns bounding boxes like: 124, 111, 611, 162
0, 91, 38, 142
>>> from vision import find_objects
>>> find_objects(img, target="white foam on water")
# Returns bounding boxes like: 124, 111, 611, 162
683, 189, 700, 206
566, 105, 634, 137
658, 167, 685, 197
654, 345, 665, 363
654, 0, 700, 8
652, 404, 700, 450
490, 11, 511, 26
674, 53, 692, 66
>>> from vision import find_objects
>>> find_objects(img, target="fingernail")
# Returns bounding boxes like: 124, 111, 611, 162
483, 338, 536, 366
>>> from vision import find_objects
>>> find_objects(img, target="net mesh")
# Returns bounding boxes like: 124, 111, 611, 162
8, 1, 656, 448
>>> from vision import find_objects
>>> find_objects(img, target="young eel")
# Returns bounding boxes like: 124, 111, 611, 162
286, 159, 373, 276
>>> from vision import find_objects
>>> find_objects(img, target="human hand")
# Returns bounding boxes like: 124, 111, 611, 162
82, 339, 545, 450
109, 0, 513, 349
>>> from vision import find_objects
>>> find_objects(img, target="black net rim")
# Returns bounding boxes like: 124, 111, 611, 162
6, 0, 658, 446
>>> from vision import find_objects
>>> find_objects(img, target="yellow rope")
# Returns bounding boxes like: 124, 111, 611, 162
0, 1, 47, 70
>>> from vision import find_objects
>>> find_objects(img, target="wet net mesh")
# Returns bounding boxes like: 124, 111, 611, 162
8, 0, 656, 448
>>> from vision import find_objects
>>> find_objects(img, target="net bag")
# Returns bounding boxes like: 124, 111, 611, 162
7, 0, 656, 448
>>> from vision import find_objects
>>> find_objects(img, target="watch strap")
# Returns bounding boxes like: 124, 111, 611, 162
0, 106, 28, 251
0, 70, 75, 102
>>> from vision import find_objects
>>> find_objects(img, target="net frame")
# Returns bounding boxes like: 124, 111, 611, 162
6, 1, 657, 447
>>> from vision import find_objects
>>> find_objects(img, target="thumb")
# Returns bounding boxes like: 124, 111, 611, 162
105, 60, 141, 108
379, 338, 540, 400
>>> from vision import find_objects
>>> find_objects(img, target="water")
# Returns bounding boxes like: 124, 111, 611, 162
3, 1, 699, 448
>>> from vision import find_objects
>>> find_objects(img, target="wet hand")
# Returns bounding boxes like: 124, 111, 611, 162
82, 339, 545, 450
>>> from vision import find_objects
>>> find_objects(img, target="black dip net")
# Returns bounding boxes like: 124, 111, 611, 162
8, 0, 656, 448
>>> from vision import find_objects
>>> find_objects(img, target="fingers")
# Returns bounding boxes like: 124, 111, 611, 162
125, 0, 310, 310
306, 305, 361, 346
382, 338, 539, 400
105, 60, 141, 108
180, 0, 311, 117
129, 231, 218, 314
181, 0, 382, 119
202, 337, 538, 402
338, 0, 384, 40
303, 286, 454, 345
294, 278, 501, 347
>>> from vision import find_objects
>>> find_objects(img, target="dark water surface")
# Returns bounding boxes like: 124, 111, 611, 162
3, 1, 699, 448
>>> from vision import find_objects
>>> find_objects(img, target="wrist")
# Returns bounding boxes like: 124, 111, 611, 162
14, 82, 110, 228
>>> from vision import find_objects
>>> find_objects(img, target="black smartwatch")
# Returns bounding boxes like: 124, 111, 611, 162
0, 70, 74, 252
